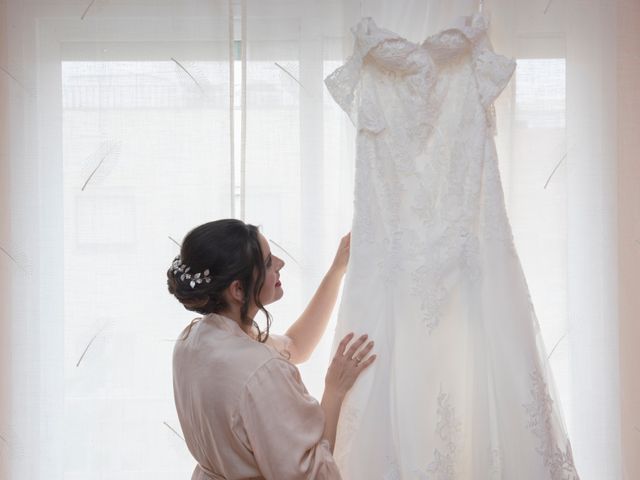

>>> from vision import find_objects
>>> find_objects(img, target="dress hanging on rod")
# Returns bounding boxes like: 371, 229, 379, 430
325, 12, 580, 480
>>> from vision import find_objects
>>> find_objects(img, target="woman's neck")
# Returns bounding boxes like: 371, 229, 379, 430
218, 306, 258, 336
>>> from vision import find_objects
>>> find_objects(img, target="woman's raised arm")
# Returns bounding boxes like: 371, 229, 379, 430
285, 233, 350, 363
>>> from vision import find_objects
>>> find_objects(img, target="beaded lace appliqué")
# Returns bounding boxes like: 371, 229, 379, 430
523, 369, 580, 480
414, 391, 462, 480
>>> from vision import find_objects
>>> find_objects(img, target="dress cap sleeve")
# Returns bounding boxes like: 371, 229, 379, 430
473, 45, 516, 108
324, 18, 405, 132
468, 14, 516, 107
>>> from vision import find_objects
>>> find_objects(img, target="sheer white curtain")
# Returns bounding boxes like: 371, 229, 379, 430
1, 1, 352, 478
1, 0, 637, 479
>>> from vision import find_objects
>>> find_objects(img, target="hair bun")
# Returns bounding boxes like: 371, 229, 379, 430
181, 296, 210, 309
167, 268, 212, 312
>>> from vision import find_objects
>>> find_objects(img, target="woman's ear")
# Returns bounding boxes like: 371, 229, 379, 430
227, 279, 244, 304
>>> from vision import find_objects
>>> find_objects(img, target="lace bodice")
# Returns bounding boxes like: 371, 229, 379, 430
326, 13, 517, 331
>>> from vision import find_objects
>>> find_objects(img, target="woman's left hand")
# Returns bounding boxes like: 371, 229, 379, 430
330, 232, 351, 276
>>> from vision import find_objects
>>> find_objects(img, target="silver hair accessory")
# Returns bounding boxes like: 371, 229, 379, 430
172, 255, 212, 288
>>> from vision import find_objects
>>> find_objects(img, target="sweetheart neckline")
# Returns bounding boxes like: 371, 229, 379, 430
353, 12, 489, 52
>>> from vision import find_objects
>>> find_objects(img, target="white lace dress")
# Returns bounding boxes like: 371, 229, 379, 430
325, 13, 580, 480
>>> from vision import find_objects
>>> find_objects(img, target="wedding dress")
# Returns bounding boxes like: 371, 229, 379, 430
325, 13, 580, 480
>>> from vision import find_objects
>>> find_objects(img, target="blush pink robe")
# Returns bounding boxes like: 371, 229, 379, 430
172, 313, 342, 480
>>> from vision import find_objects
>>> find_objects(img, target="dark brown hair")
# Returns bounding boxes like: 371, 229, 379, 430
167, 219, 271, 342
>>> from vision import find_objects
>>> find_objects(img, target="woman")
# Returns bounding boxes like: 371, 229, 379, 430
168, 219, 376, 480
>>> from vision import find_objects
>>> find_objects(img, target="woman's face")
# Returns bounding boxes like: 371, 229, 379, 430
256, 233, 285, 306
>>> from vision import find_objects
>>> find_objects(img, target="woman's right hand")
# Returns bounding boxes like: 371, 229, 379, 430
325, 333, 376, 398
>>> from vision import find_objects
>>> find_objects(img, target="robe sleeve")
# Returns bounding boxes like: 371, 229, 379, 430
234, 357, 342, 480
265, 332, 293, 358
